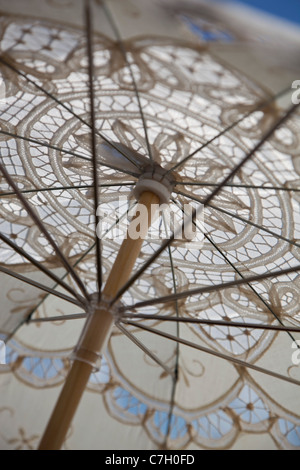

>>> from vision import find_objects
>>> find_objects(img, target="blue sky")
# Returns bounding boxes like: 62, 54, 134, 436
234, 0, 300, 26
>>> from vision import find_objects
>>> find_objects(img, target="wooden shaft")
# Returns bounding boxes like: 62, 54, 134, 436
38, 191, 159, 450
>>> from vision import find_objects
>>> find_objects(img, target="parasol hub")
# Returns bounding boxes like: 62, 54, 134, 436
133, 164, 174, 204
97, 140, 174, 204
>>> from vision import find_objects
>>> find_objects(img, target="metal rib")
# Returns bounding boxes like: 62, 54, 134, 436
162, 212, 180, 446
0, 160, 90, 300
0, 129, 91, 161
175, 189, 300, 250
85, 0, 102, 296
101, 0, 154, 166
0, 182, 135, 198
116, 323, 175, 378
110, 104, 299, 305
0, 128, 140, 178
172, 197, 297, 344
203, 231, 297, 343
0, 265, 82, 307
166, 85, 294, 175
0, 55, 142, 172
195, 104, 299, 207
120, 263, 300, 310
0, 231, 84, 303
29, 313, 87, 323
120, 313, 300, 333
175, 181, 300, 193
124, 321, 300, 387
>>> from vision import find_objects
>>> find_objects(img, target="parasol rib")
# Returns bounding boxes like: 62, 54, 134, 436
0, 129, 92, 161
0, 265, 82, 307
120, 263, 300, 310
175, 181, 300, 193
0, 128, 140, 178
0, 56, 143, 172
85, 0, 102, 295
0, 160, 90, 300
0, 185, 93, 198
111, 103, 299, 305
24, 201, 135, 326
30, 313, 87, 323
22, 197, 137, 323
101, 0, 154, 166
175, 189, 300, 250
203, 232, 297, 342
165, 85, 295, 175
28, 313, 300, 333
123, 321, 300, 387
121, 313, 300, 333
0, 231, 85, 303
38, 190, 160, 450
162, 212, 180, 446
190, 104, 298, 205
0, 182, 134, 200
116, 323, 175, 378
172, 197, 297, 343
24, 242, 97, 326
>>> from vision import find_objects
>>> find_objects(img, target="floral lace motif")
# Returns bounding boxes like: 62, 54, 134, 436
0, 14, 299, 449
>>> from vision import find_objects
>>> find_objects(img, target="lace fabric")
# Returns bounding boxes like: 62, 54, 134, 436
0, 6, 299, 450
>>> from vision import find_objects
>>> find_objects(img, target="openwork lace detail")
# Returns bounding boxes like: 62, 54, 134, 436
0, 13, 299, 449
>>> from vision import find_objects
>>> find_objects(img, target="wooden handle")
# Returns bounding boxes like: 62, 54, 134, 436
38, 191, 160, 450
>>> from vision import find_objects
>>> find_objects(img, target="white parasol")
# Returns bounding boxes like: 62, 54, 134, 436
0, 0, 299, 450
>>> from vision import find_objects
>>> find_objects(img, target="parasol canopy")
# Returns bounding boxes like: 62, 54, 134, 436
0, 0, 300, 450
